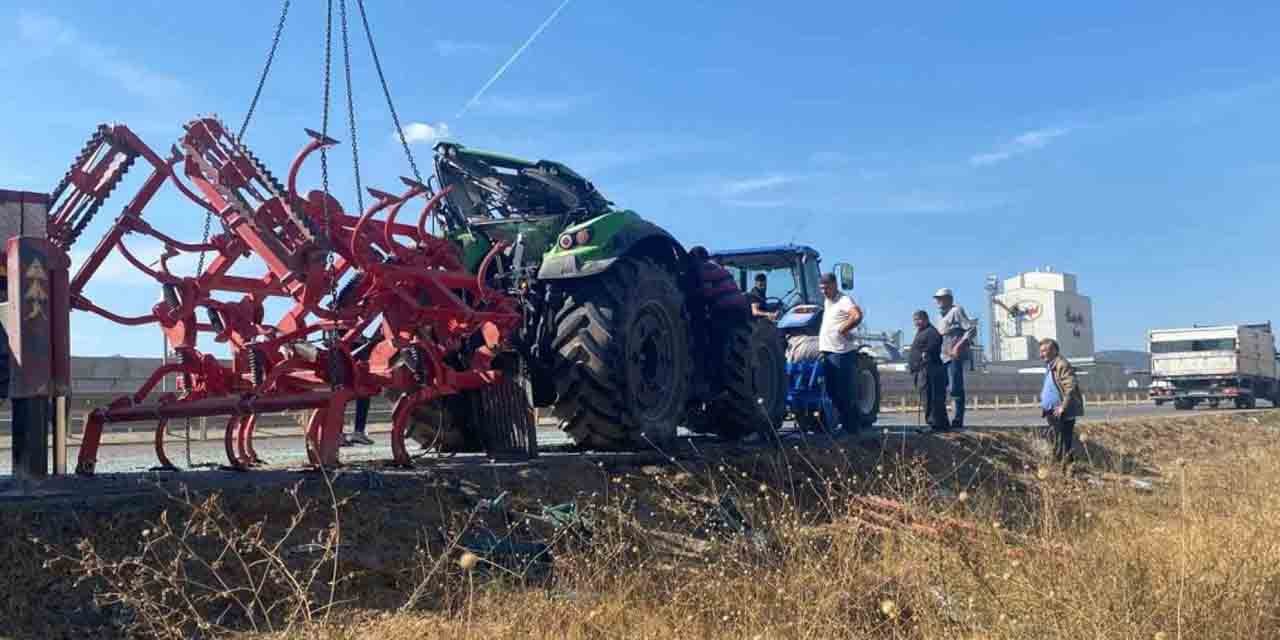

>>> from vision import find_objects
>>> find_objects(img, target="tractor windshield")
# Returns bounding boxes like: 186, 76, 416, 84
713, 249, 823, 310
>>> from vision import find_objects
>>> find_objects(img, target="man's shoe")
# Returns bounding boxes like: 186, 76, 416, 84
348, 432, 374, 446
339, 435, 355, 447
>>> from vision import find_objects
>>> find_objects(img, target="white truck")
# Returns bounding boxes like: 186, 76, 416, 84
1148, 323, 1280, 410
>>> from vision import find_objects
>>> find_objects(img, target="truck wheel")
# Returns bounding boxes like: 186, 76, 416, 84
1173, 398, 1193, 411
850, 352, 882, 429
693, 317, 787, 440
551, 256, 691, 450
407, 373, 538, 459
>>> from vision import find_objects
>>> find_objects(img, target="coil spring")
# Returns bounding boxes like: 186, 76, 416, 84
162, 283, 181, 308
327, 345, 348, 388
206, 307, 226, 334
247, 347, 265, 387
401, 346, 426, 384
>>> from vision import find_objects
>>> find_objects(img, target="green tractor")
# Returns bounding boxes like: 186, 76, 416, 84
412, 143, 786, 452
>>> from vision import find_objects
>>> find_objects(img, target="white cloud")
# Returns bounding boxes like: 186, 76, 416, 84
969, 126, 1071, 167
434, 40, 493, 57
401, 122, 451, 144
720, 174, 797, 196
16, 12, 185, 101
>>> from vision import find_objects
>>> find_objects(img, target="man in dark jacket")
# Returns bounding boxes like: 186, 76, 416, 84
1039, 338, 1084, 464
909, 310, 948, 431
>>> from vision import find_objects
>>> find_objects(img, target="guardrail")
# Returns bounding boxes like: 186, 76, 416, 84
0, 391, 1156, 443
879, 391, 1152, 413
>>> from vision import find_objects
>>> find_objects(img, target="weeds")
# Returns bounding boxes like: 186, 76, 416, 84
30, 412, 1280, 638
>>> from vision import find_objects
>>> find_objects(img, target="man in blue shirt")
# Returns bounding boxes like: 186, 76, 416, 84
1039, 338, 1083, 465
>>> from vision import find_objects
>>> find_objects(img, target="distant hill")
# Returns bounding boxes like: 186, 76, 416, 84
1095, 349, 1150, 372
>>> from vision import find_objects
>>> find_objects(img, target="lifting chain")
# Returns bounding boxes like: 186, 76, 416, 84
354, 0, 431, 230
195, 0, 291, 279
320, 0, 347, 389
339, 0, 366, 226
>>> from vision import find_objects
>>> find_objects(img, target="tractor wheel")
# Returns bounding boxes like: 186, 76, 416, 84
551, 256, 691, 450
691, 317, 788, 440
407, 396, 479, 453
850, 352, 882, 429
408, 374, 537, 459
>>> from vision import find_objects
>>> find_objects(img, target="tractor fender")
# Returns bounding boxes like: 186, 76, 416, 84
537, 211, 684, 280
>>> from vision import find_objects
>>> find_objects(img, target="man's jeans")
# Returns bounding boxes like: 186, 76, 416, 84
946, 359, 966, 427
822, 351, 857, 431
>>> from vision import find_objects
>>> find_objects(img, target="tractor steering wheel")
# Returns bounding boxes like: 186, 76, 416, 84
765, 296, 789, 318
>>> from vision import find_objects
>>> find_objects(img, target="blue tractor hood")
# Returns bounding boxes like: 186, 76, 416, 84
778, 303, 822, 334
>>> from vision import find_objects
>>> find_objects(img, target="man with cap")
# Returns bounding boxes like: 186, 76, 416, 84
933, 287, 976, 430
819, 272, 864, 431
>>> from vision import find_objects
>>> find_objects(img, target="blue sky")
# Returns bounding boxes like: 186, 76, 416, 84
1, 1, 1278, 357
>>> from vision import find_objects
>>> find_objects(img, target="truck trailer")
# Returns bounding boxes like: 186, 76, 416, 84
1148, 323, 1280, 410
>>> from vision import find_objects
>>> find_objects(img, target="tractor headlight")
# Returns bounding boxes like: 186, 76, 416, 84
558, 233, 575, 250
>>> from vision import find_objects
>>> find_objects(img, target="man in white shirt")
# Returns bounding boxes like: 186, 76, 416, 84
819, 272, 863, 431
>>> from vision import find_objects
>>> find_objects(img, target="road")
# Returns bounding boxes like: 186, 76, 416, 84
0, 401, 1223, 476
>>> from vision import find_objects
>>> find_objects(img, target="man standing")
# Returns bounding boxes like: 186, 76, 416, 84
933, 288, 976, 430
746, 273, 779, 321
909, 310, 948, 431
1039, 338, 1083, 465
819, 272, 863, 431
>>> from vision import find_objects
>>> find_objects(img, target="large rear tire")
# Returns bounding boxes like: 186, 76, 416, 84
551, 256, 691, 450
690, 317, 787, 440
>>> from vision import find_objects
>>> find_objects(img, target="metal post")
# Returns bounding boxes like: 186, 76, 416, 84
11, 395, 49, 479
53, 395, 67, 474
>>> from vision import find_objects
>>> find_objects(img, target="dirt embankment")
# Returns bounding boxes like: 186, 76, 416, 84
3, 411, 1279, 639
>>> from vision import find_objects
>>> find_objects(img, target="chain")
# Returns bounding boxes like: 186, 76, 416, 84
339, 0, 365, 217
238, 0, 291, 140
320, 0, 338, 321
195, 0, 291, 279
355, 0, 426, 192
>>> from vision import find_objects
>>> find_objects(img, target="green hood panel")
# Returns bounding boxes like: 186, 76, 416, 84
537, 210, 683, 280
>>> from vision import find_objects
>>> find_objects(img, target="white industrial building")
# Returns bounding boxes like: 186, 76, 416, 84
988, 268, 1095, 361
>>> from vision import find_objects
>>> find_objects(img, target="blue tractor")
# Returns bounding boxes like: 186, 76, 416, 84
709, 245, 882, 432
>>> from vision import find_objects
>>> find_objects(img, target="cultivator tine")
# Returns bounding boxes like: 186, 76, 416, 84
48, 125, 141, 250
151, 418, 180, 472
223, 415, 251, 471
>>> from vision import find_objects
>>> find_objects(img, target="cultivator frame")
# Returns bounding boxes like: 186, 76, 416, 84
52, 117, 522, 475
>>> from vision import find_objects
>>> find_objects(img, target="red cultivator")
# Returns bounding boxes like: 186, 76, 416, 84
52, 117, 525, 475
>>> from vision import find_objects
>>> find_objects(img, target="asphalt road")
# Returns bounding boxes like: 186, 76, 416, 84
2, 401, 1231, 476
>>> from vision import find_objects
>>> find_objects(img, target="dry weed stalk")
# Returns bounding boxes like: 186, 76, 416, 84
48, 477, 350, 639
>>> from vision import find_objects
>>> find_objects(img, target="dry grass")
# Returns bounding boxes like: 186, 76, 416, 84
14, 412, 1280, 639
